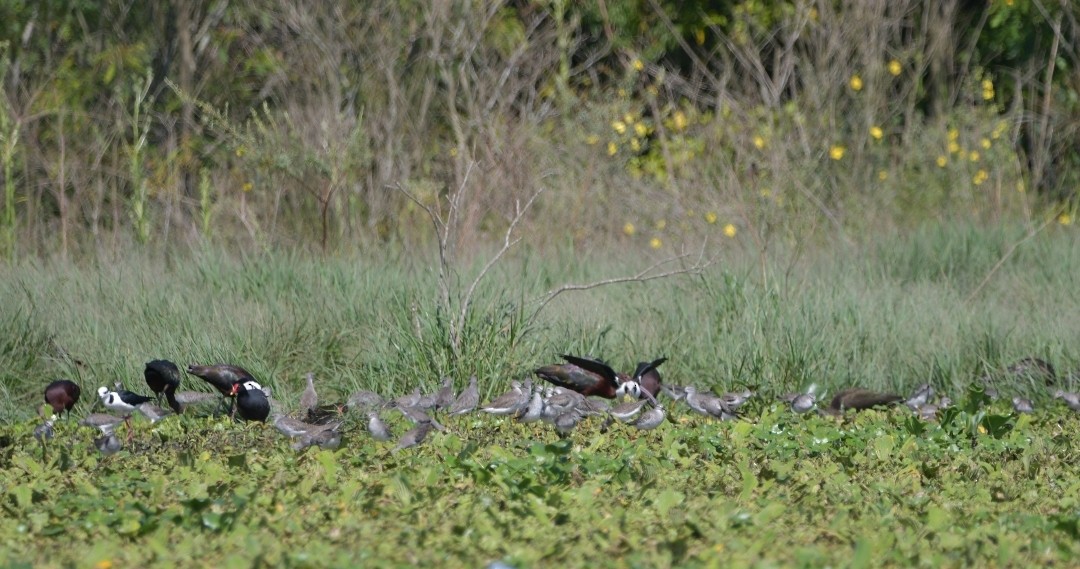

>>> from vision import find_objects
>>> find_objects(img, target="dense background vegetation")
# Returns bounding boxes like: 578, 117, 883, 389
0, 0, 1077, 258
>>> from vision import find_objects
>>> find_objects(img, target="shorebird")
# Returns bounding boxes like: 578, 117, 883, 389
144, 360, 182, 413
433, 377, 456, 411
1054, 390, 1080, 412
720, 389, 753, 411
393, 388, 422, 410
135, 402, 174, 423
905, 383, 933, 411
1012, 396, 1034, 414
609, 399, 650, 423
367, 412, 394, 441
80, 414, 126, 435
347, 390, 386, 413
94, 433, 122, 456
516, 391, 544, 423
299, 373, 318, 418
97, 387, 152, 441
44, 379, 81, 418
395, 421, 436, 451
448, 376, 479, 416
632, 404, 666, 430
481, 381, 530, 416
790, 393, 817, 414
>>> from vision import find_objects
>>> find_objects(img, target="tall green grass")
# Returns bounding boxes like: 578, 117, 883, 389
2, 221, 1077, 421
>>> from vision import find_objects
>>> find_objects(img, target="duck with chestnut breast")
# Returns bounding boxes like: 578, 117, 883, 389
535, 354, 631, 399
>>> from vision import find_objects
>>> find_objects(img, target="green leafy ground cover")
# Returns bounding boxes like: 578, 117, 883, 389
1, 222, 1080, 567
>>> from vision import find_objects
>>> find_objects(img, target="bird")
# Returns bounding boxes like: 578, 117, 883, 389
347, 390, 386, 413
395, 421, 436, 451
481, 381, 530, 416
271, 413, 319, 438
34, 416, 56, 450
448, 376, 479, 416
171, 391, 218, 408
393, 388, 422, 410
823, 388, 903, 415
1006, 357, 1056, 386
44, 379, 81, 418
299, 373, 318, 418
789, 393, 817, 414
905, 383, 933, 411
534, 354, 629, 399
554, 409, 584, 435
917, 403, 941, 421
367, 412, 394, 441
433, 377, 456, 410
1054, 390, 1080, 412
135, 403, 173, 423
615, 380, 642, 401
144, 360, 182, 413
292, 427, 342, 451
80, 414, 126, 435
97, 387, 152, 441
661, 384, 687, 401
631, 357, 668, 398
609, 399, 650, 423
516, 391, 545, 423
396, 404, 435, 424
94, 433, 122, 456
632, 404, 666, 430
186, 363, 255, 396
684, 386, 736, 419
98, 386, 153, 414
720, 389, 753, 410
232, 381, 271, 422
1012, 396, 1034, 414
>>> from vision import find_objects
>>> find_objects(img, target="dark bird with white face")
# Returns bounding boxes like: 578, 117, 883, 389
231, 380, 271, 422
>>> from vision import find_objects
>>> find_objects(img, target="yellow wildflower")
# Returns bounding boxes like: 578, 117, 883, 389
94, 561, 113, 569
973, 170, 988, 185
585, 134, 599, 145
849, 75, 863, 91
723, 224, 737, 238
632, 59, 644, 71
936, 156, 948, 168
969, 151, 980, 162
869, 126, 883, 140
655, 219, 667, 230
650, 237, 662, 249
980, 138, 991, 149
948, 141, 961, 154
829, 145, 846, 160
624, 113, 635, 125
634, 123, 648, 137
612, 121, 627, 135
695, 28, 706, 45
1059, 212, 1073, 226
623, 222, 636, 236
753, 136, 766, 150
235, 146, 246, 158
878, 170, 888, 181
705, 212, 718, 224
630, 138, 641, 152
242, 182, 253, 193
673, 111, 688, 131
887, 60, 902, 76
608, 142, 617, 156
947, 128, 959, 141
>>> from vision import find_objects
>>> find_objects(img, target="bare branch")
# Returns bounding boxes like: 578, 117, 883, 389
457, 185, 545, 334
964, 206, 1065, 304
526, 239, 715, 325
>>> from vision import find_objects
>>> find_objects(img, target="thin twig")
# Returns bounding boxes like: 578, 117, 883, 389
964, 206, 1065, 304
457, 186, 545, 336
527, 240, 714, 325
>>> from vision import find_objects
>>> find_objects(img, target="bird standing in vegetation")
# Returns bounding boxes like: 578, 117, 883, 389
448, 376, 479, 416
433, 377, 455, 410
905, 383, 933, 411
631, 357, 667, 399
1012, 396, 1034, 414
232, 381, 271, 422
481, 381, 531, 415
144, 360, 182, 413
367, 412, 394, 441
823, 388, 903, 415
299, 373, 318, 418
44, 379, 81, 418
1054, 390, 1080, 412
395, 421, 435, 451
535, 355, 630, 399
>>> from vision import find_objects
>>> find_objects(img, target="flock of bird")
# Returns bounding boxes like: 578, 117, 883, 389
30, 353, 1080, 456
